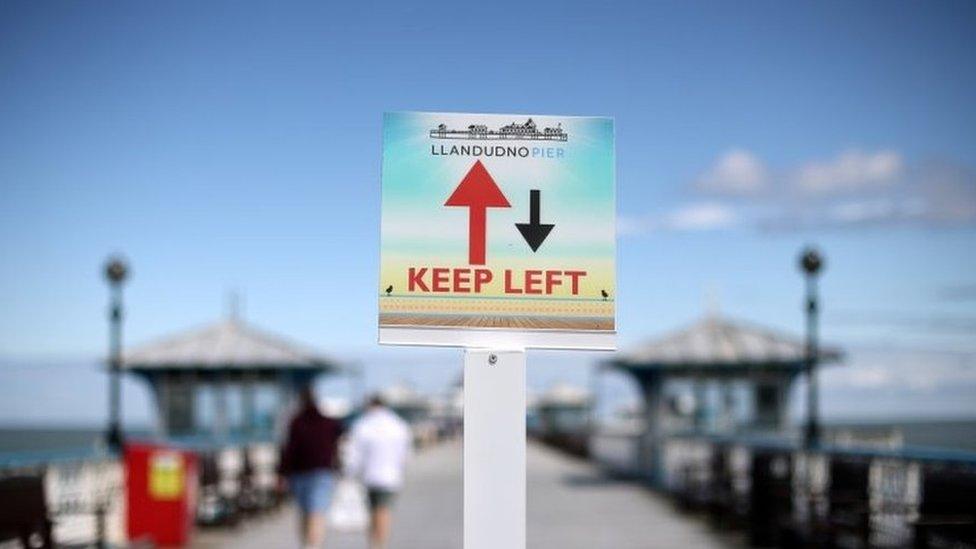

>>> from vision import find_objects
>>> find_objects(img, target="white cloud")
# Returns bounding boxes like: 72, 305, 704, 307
793, 149, 904, 194
812, 347, 976, 418
624, 149, 975, 235
695, 149, 768, 195
828, 199, 900, 224
617, 203, 738, 235
823, 348, 976, 393
616, 215, 647, 236
664, 202, 738, 231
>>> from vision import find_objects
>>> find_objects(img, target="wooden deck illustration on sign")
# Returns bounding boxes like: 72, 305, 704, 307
379, 294, 615, 331
379, 313, 614, 331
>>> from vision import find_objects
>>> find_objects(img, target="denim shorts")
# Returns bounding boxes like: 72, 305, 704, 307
289, 469, 336, 513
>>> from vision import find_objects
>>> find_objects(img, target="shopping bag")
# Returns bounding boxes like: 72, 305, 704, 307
328, 477, 369, 532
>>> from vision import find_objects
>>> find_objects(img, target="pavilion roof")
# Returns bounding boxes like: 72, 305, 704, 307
123, 318, 340, 373
380, 382, 429, 408
609, 314, 842, 373
536, 383, 591, 408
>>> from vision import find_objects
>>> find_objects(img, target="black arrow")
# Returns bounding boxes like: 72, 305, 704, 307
515, 189, 554, 252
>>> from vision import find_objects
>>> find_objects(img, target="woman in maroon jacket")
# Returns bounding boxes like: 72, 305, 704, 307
279, 386, 344, 549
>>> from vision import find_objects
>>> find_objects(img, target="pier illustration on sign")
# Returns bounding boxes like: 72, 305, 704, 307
430, 118, 568, 141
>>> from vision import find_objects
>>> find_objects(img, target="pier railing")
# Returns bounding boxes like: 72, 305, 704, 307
592, 431, 976, 548
170, 435, 284, 526
0, 435, 284, 547
0, 447, 125, 547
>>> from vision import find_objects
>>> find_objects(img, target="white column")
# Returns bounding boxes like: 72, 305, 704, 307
464, 349, 526, 549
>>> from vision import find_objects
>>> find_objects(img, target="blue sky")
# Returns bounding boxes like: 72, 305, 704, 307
1, 1, 974, 425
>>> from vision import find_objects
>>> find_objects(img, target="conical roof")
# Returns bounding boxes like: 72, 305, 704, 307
380, 382, 428, 408
123, 318, 339, 372
538, 383, 590, 407
611, 315, 841, 372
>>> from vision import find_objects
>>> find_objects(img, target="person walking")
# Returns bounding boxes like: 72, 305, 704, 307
279, 386, 344, 549
347, 394, 411, 549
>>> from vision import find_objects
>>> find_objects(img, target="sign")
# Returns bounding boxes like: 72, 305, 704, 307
379, 112, 615, 349
148, 451, 185, 500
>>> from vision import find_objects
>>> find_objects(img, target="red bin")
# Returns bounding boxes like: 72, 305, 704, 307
125, 443, 198, 546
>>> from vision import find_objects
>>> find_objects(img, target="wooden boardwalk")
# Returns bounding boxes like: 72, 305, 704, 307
193, 441, 736, 549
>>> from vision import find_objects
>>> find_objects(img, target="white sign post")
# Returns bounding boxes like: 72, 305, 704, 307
378, 112, 616, 548
464, 349, 526, 549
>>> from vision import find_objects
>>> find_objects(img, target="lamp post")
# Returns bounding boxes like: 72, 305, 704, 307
799, 247, 823, 449
104, 256, 129, 451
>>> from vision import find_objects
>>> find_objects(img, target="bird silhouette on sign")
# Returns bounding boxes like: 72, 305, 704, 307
385, 285, 393, 296
601, 289, 609, 301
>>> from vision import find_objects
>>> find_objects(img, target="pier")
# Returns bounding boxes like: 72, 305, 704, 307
3, 309, 975, 548
193, 440, 732, 548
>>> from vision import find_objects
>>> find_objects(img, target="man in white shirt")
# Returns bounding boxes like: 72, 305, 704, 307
346, 394, 411, 549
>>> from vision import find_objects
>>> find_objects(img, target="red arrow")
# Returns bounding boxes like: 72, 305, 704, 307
444, 160, 510, 265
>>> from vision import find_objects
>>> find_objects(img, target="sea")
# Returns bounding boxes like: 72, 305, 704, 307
820, 418, 976, 452
0, 426, 152, 457
2, 419, 976, 457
